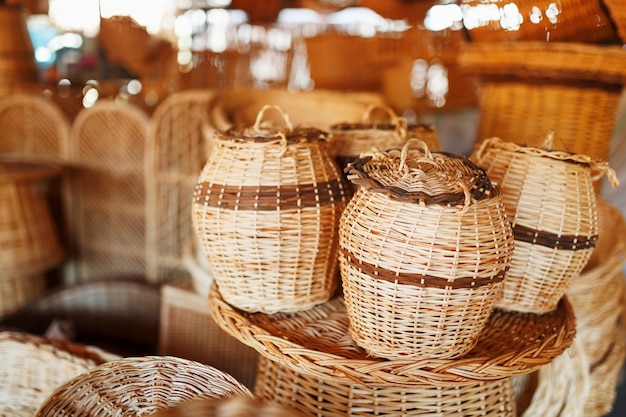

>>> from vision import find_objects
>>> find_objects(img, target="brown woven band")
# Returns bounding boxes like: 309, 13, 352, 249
513, 224, 598, 250
194, 180, 346, 210
341, 248, 506, 289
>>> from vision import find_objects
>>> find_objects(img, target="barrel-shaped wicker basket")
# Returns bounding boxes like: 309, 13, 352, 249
254, 355, 517, 417
150, 397, 307, 417
192, 105, 348, 313
339, 138, 514, 359
34, 356, 253, 417
472, 135, 619, 314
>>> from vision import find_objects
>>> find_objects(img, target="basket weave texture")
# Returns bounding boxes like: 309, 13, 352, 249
339, 139, 514, 359
472, 135, 619, 314
254, 355, 517, 417
208, 283, 576, 387
192, 105, 348, 313
34, 356, 252, 417
150, 397, 306, 417
0, 331, 116, 417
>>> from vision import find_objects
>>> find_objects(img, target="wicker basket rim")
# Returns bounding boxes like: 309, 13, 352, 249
214, 127, 329, 144
208, 284, 576, 387
330, 122, 436, 132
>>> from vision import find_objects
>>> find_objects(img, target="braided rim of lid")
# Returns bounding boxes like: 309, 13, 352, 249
475, 133, 620, 187
215, 104, 329, 144
345, 138, 494, 208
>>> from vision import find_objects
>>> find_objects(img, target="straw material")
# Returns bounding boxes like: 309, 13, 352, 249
34, 356, 253, 417
192, 105, 348, 313
150, 397, 307, 417
339, 139, 514, 359
254, 355, 517, 417
69, 100, 149, 282
0, 331, 117, 417
145, 89, 217, 284
207, 88, 386, 132
472, 135, 619, 314
208, 283, 577, 387
159, 282, 259, 390
0, 161, 64, 277
459, 0, 619, 43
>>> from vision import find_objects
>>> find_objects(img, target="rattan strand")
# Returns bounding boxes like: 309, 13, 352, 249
34, 356, 253, 417
339, 139, 513, 359
0, 331, 117, 417
254, 355, 516, 417
472, 136, 618, 314
192, 105, 348, 313
150, 397, 307, 417
145, 89, 217, 284
208, 284, 576, 387
69, 100, 149, 282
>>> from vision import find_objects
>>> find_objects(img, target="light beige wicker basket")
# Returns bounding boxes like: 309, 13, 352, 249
0, 331, 118, 417
150, 397, 307, 417
209, 283, 576, 387
254, 354, 517, 417
339, 138, 514, 359
192, 105, 348, 313
34, 356, 253, 417
472, 135, 619, 314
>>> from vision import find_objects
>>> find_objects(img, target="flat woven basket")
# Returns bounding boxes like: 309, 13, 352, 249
339, 138, 514, 359
472, 135, 619, 314
34, 356, 253, 417
0, 331, 117, 417
149, 397, 306, 417
192, 105, 348, 313
254, 354, 517, 417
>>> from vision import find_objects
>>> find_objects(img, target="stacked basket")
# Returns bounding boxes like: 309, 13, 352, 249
192, 105, 348, 313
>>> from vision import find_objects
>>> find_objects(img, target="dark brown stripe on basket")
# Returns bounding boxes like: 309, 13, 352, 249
341, 248, 506, 289
513, 224, 598, 250
194, 180, 346, 210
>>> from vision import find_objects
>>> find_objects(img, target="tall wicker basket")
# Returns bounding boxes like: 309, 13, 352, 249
472, 135, 619, 314
339, 139, 514, 359
192, 105, 348, 313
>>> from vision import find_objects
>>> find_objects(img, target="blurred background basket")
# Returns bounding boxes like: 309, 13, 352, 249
340, 139, 514, 359
34, 356, 253, 417
254, 355, 516, 417
472, 136, 618, 314
0, 331, 117, 417
192, 105, 347, 313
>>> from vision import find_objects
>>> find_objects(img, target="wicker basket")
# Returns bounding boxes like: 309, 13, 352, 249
0, 272, 46, 318
472, 135, 619, 314
601, 0, 626, 43
192, 105, 348, 313
339, 138, 514, 359
329, 104, 441, 196
458, 0, 619, 43
34, 356, 253, 417
255, 355, 517, 417
150, 397, 306, 417
0, 331, 117, 417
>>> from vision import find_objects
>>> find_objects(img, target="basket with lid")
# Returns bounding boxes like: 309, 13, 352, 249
329, 104, 441, 185
339, 138, 515, 360
471, 134, 619, 314
192, 105, 348, 314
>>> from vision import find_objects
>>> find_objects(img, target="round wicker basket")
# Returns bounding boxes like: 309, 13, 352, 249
192, 105, 348, 313
150, 396, 307, 417
472, 135, 619, 314
254, 355, 517, 417
34, 356, 253, 417
339, 138, 514, 359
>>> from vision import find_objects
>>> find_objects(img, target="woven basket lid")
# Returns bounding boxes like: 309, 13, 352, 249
474, 134, 620, 187
346, 138, 493, 208
214, 104, 328, 146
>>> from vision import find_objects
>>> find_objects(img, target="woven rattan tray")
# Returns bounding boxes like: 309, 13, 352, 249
209, 284, 576, 387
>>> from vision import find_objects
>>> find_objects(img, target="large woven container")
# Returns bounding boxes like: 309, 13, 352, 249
0, 6, 38, 98
472, 135, 619, 314
0, 331, 117, 417
192, 105, 348, 313
34, 356, 253, 417
150, 397, 306, 417
339, 138, 514, 360
254, 355, 517, 417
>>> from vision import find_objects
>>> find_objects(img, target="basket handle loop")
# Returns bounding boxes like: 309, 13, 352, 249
362, 103, 408, 143
399, 138, 433, 172
590, 160, 620, 188
252, 104, 293, 133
